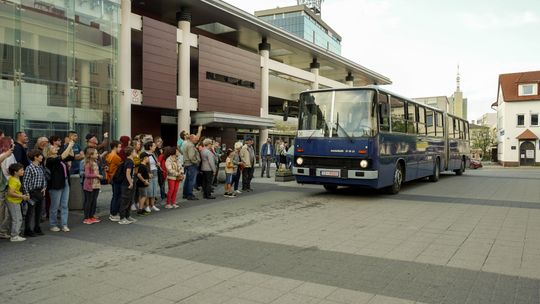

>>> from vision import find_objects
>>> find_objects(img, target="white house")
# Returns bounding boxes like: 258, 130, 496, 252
494, 71, 540, 166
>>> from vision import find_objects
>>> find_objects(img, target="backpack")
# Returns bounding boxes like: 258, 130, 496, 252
112, 162, 125, 184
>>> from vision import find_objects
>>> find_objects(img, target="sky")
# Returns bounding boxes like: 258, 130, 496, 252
224, 0, 540, 121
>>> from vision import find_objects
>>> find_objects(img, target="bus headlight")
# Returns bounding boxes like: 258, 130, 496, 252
296, 157, 304, 166
360, 160, 368, 168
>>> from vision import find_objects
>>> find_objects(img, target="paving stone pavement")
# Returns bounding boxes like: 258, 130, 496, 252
1, 167, 540, 304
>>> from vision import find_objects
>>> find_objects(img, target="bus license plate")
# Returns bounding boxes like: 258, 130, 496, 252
321, 170, 340, 177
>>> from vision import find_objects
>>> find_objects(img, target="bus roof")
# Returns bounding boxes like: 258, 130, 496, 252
300, 85, 455, 117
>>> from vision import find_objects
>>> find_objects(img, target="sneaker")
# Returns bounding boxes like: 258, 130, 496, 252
235, 190, 242, 194
130, 204, 137, 211
91, 217, 101, 223
186, 196, 199, 201
34, 230, 44, 236
137, 210, 146, 216
172, 204, 180, 208
10, 236, 26, 242
127, 217, 138, 223
144, 206, 151, 213
205, 196, 216, 200
61, 226, 70, 232
24, 231, 36, 237
109, 214, 121, 222
152, 206, 160, 211
0, 232, 10, 239
118, 219, 132, 225
50, 227, 60, 232
83, 219, 93, 225
224, 193, 232, 197
164, 204, 173, 209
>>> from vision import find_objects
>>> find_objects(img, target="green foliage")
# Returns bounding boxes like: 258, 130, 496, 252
471, 127, 496, 161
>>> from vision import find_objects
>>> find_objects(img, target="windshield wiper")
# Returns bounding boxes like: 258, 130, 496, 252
306, 128, 320, 143
336, 112, 354, 143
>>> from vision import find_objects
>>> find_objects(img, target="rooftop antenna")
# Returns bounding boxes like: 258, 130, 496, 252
456, 64, 461, 92
297, 0, 323, 15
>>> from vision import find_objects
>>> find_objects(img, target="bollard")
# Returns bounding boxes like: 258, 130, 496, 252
68, 174, 84, 210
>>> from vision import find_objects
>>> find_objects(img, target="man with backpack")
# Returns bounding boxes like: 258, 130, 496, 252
106, 141, 123, 222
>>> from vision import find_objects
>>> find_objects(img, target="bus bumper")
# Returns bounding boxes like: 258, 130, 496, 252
292, 167, 378, 179
292, 167, 379, 188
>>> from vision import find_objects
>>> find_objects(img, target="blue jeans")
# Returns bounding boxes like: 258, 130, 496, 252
49, 182, 70, 228
110, 181, 122, 216
183, 165, 198, 198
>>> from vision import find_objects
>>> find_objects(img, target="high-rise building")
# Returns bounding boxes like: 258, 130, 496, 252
255, 2, 341, 54
413, 67, 468, 120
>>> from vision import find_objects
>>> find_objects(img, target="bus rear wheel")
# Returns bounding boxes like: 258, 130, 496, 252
323, 185, 338, 192
386, 164, 403, 194
455, 159, 465, 176
429, 158, 440, 182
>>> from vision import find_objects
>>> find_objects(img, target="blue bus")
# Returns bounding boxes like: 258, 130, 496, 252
291, 86, 470, 194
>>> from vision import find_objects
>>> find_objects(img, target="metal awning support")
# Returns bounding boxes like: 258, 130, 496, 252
192, 112, 275, 128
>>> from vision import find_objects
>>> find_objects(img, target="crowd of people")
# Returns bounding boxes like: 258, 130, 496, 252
0, 128, 292, 242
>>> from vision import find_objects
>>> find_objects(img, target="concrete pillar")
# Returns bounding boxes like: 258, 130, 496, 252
310, 58, 320, 90
346, 72, 354, 87
259, 38, 271, 150
118, 0, 132, 137
80, 60, 90, 107
177, 9, 191, 135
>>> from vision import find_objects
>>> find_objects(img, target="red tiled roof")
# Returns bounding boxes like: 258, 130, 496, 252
516, 129, 539, 140
498, 70, 540, 102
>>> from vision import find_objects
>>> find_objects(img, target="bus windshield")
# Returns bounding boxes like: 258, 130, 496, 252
298, 90, 375, 138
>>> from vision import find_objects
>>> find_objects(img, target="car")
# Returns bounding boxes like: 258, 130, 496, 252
469, 159, 483, 169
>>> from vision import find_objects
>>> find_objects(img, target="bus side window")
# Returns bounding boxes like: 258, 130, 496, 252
390, 97, 406, 133
451, 118, 457, 139
435, 113, 444, 137
378, 93, 390, 132
418, 106, 426, 135
426, 109, 435, 136
406, 102, 417, 134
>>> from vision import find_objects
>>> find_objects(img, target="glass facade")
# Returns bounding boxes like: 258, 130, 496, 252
259, 11, 341, 54
0, 0, 119, 144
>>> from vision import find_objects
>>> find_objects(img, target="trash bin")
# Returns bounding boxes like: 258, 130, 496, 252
68, 174, 84, 210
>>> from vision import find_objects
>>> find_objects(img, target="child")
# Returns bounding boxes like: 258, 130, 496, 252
6, 163, 29, 242
165, 147, 183, 208
136, 152, 151, 216
118, 146, 137, 224
82, 148, 102, 224
22, 149, 47, 236
224, 149, 236, 197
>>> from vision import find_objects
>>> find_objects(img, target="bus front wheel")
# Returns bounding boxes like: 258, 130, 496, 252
429, 158, 440, 182
387, 164, 403, 194
323, 185, 338, 192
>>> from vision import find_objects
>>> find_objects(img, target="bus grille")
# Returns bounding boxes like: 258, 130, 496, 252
298, 157, 361, 169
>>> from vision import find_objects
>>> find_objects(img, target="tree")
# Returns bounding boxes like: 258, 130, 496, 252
471, 127, 496, 161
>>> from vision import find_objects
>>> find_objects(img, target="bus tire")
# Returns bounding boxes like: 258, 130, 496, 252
323, 185, 338, 192
428, 158, 440, 182
387, 163, 403, 194
455, 159, 465, 176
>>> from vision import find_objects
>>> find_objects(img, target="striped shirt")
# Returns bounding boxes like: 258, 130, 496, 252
23, 163, 47, 194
